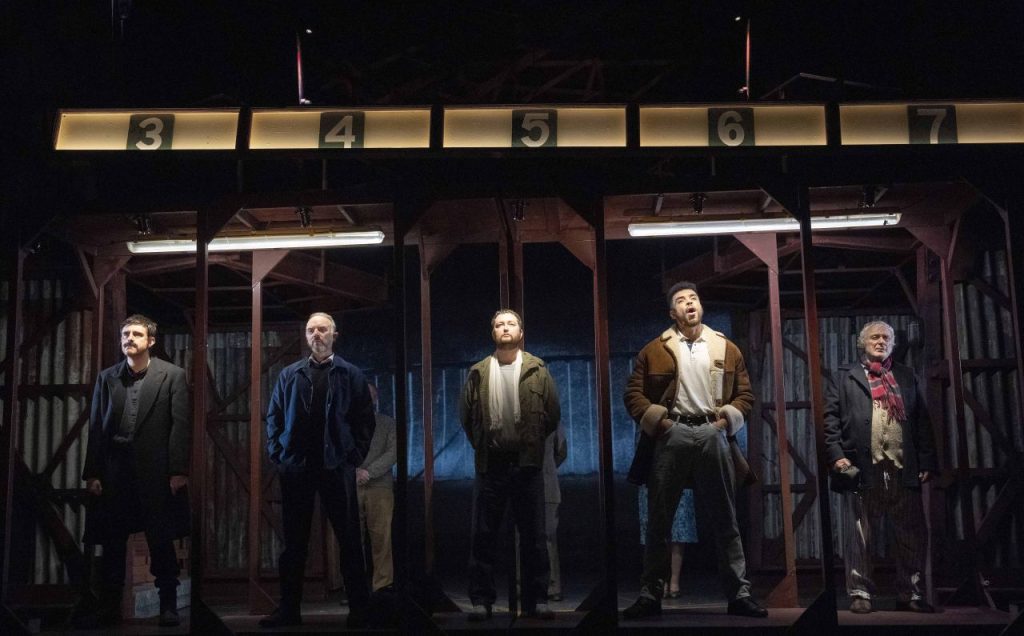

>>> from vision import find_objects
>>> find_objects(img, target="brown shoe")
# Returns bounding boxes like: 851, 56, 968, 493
850, 598, 872, 613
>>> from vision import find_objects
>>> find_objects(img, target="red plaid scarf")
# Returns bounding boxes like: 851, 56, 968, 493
863, 356, 906, 423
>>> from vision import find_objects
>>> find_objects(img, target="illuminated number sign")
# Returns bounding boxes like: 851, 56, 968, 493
512, 109, 557, 147
127, 114, 175, 150
444, 106, 626, 148
319, 111, 365, 149
639, 105, 826, 147
249, 108, 430, 149
708, 107, 754, 147
54, 110, 239, 150
841, 102, 1024, 145
907, 105, 957, 144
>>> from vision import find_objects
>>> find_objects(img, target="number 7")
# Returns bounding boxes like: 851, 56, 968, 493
916, 108, 947, 144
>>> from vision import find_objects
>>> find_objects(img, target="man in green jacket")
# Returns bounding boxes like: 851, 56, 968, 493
459, 309, 561, 622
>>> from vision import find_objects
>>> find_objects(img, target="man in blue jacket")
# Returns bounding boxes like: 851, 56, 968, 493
259, 312, 375, 628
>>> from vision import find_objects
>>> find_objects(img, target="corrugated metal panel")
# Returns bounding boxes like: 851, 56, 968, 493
755, 250, 1021, 568
14, 278, 94, 584
758, 313, 920, 561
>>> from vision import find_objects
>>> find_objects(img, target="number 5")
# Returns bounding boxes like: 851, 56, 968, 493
513, 109, 557, 147
521, 113, 550, 147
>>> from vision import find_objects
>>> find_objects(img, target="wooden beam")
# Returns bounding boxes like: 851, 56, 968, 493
13, 460, 86, 584
222, 252, 387, 305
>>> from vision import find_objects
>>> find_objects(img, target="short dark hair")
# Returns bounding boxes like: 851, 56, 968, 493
121, 314, 158, 338
666, 281, 699, 307
491, 309, 524, 330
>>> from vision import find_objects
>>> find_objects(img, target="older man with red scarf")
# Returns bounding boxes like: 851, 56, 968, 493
824, 321, 937, 614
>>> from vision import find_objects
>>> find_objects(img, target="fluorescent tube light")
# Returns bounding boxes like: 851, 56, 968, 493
627, 212, 900, 237
127, 230, 386, 254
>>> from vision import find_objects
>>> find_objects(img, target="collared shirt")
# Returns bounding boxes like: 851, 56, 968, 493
671, 327, 716, 417
305, 354, 334, 468
308, 353, 335, 367
117, 363, 149, 440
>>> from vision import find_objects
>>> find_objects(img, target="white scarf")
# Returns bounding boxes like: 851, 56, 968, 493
488, 350, 522, 430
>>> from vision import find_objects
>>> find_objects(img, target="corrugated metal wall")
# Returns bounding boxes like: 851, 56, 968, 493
755, 250, 1022, 568
949, 251, 1022, 566
15, 279, 94, 584
7, 249, 1020, 582
758, 314, 920, 562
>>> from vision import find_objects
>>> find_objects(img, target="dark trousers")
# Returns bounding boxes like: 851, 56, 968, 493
843, 459, 927, 601
277, 466, 369, 613
468, 455, 549, 610
642, 422, 751, 601
100, 446, 180, 597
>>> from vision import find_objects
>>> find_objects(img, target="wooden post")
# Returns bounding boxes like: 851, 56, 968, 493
736, 233, 798, 607
0, 247, 25, 606
419, 250, 435, 574
248, 251, 286, 614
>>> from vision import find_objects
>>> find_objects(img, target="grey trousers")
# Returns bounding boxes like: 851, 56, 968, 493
641, 422, 751, 601
545, 501, 561, 596
843, 460, 926, 601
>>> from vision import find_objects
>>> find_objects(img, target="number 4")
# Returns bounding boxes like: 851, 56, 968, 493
325, 115, 356, 147
319, 112, 365, 149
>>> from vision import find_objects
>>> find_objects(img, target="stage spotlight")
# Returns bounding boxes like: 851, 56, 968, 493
132, 214, 152, 235
690, 192, 707, 215
861, 185, 877, 208
296, 206, 313, 228
512, 199, 527, 222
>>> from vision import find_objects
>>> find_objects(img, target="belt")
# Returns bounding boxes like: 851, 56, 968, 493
669, 413, 716, 426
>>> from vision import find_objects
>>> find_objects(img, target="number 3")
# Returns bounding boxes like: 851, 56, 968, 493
127, 114, 174, 150
135, 117, 164, 150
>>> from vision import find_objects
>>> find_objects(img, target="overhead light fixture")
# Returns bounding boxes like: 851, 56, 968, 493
126, 230, 385, 254
627, 212, 901, 237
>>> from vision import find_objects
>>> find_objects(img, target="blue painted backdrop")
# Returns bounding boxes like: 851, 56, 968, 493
338, 239, 736, 480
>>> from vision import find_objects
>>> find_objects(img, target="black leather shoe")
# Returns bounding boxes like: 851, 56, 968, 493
467, 604, 492, 622
850, 598, 872, 613
622, 596, 661, 620
727, 596, 768, 618
158, 607, 181, 627
258, 608, 302, 628
903, 599, 936, 613
524, 604, 555, 620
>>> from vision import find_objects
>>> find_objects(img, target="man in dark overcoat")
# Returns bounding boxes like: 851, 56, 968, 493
824, 320, 937, 614
77, 314, 190, 628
